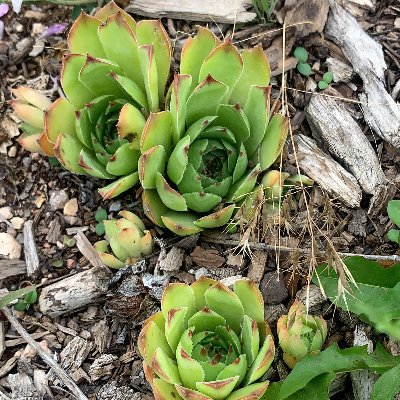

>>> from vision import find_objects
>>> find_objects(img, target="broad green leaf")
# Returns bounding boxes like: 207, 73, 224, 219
98, 172, 139, 200
387, 229, 400, 244
195, 204, 235, 229
151, 347, 182, 385
68, 12, 106, 59
94, 2, 137, 33
176, 344, 205, 390
170, 74, 192, 145
167, 135, 190, 184
370, 365, 400, 400
106, 143, 139, 176
140, 111, 172, 155
230, 44, 270, 108
180, 25, 221, 92
142, 189, 169, 228
54, 133, 86, 174
0, 286, 38, 310
98, 12, 143, 91
260, 113, 288, 170
197, 377, 239, 400
278, 343, 400, 399
313, 256, 400, 340
117, 103, 147, 150
79, 56, 127, 98
156, 173, 187, 212
138, 145, 168, 189
136, 20, 171, 104
199, 39, 243, 102
215, 104, 250, 144
234, 280, 264, 323
185, 76, 228, 127
138, 44, 159, 112
388, 200, 400, 228
205, 283, 244, 335
161, 211, 203, 236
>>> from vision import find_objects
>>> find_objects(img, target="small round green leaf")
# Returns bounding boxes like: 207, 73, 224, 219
318, 81, 329, 90
95, 222, 105, 235
323, 71, 333, 84
95, 209, 108, 222
25, 289, 38, 305
14, 300, 27, 311
293, 47, 308, 63
297, 63, 311, 76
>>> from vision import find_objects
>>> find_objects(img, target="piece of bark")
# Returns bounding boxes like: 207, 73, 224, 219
88, 354, 117, 382
284, 0, 329, 38
126, 0, 256, 23
305, 95, 387, 194
0, 260, 26, 279
45, 217, 61, 244
325, 0, 400, 148
190, 246, 225, 268
350, 326, 378, 400
74, 231, 107, 269
2, 307, 88, 400
293, 134, 362, 208
23, 221, 39, 276
159, 247, 184, 272
38, 265, 111, 317
326, 57, 354, 83
8, 373, 42, 400
0, 349, 22, 379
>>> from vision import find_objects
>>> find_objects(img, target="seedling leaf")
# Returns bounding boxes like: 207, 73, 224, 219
0, 285, 38, 310
322, 71, 333, 84
297, 63, 311, 77
95, 221, 106, 235
387, 229, 400, 244
14, 299, 27, 311
95, 208, 108, 222
293, 47, 308, 64
318, 81, 329, 90
25, 289, 38, 304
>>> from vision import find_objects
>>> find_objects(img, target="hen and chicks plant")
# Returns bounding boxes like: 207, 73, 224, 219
138, 277, 275, 400
11, 1, 288, 235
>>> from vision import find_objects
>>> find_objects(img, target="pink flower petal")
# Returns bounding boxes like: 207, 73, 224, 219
0, 3, 9, 17
39, 23, 68, 38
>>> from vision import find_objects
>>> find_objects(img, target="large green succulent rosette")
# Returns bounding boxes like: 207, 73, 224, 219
139, 27, 288, 235
12, 2, 171, 199
138, 276, 275, 400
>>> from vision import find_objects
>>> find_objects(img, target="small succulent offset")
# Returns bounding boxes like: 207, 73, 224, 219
138, 277, 275, 400
12, 2, 288, 235
277, 301, 327, 369
94, 210, 153, 268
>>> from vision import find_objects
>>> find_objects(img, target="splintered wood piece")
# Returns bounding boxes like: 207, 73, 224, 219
293, 134, 362, 208
247, 251, 267, 287
23, 220, 40, 276
125, 0, 256, 23
305, 95, 386, 194
350, 326, 378, 400
38, 265, 111, 317
8, 373, 42, 400
74, 231, 107, 269
326, 0, 400, 148
2, 307, 88, 400
0, 260, 26, 279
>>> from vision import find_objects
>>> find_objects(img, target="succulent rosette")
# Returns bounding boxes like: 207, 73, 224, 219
140, 28, 288, 235
138, 277, 275, 400
277, 301, 327, 369
11, 2, 171, 199
93, 210, 153, 268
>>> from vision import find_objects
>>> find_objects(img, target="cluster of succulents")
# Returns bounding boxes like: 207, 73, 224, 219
94, 210, 153, 268
277, 300, 328, 369
11, 1, 289, 235
138, 277, 275, 400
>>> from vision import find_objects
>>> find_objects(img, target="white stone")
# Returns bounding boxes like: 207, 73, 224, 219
8, 146, 17, 157
0, 206, 13, 219
11, 217, 24, 230
49, 190, 69, 210
0, 233, 21, 259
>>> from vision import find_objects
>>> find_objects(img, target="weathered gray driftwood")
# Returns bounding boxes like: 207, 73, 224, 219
305, 95, 386, 194
23, 220, 39, 276
325, 0, 400, 148
350, 326, 378, 400
0, 260, 26, 279
38, 265, 111, 317
293, 134, 362, 208
126, 0, 256, 23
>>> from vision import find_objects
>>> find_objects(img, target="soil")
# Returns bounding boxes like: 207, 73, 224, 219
0, 0, 400, 399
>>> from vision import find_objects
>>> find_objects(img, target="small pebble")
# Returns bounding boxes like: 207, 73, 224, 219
63, 198, 78, 216
22, 157, 32, 167
23, 343, 37, 359
15, 310, 25, 319
40, 278, 48, 284
6, 227, 17, 237
16, 37, 31, 52
32, 22, 45, 36
79, 330, 91, 340
0, 232, 21, 259
12, 21, 23, 33
49, 190, 69, 210
31, 152, 40, 160
8, 146, 17, 157
56, 241, 64, 249
109, 201, 121, 212
0, 206, 12, 219
63, 216, 78, 225
29, 38, 45, 57
11, 217, 24, 229
67, 259, 76, 269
